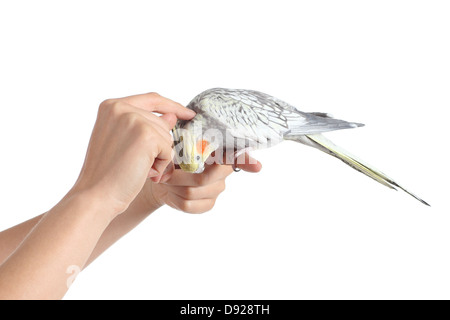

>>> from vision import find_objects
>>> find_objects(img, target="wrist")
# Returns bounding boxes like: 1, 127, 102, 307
138, 181, 165, 214
64, 188, 123, 224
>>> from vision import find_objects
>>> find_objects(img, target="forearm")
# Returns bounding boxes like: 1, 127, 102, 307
0, 187, 162, 273
0, 192, 112, 299
0, 214, 44, 266
86, 187, 162, 266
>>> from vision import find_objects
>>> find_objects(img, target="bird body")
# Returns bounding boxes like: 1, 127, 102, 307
173, 88, 428, 206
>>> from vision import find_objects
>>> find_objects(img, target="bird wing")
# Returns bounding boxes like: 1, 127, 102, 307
188, 88, 363, 146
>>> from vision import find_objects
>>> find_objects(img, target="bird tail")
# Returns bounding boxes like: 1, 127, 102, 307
300, 134, 429, 206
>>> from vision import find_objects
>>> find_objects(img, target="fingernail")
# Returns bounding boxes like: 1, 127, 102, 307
159, 173, 172, 183
151, 174, 163, 183
148, 168, 159, 177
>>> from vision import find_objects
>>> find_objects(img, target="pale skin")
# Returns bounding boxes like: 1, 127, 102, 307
0, 93, 261, 299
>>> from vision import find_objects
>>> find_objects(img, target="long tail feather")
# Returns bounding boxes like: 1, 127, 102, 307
305, 134, 429, 206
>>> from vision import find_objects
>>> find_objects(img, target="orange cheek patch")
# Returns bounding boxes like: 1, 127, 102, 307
196, 140, 209, 155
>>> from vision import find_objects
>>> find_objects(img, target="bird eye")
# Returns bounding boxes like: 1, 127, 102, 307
195, 155, 201, 161
179, 149, 184, 157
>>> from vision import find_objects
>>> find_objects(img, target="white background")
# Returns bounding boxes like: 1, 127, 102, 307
0, 0, 448, 299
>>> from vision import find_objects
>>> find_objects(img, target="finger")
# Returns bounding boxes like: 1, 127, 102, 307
105, 101, 174, 143
150, 150, 173, 183
150, 158, 172, 183
162, 170, 197, 186
168, 180, 226, 200
159, 162, 175, 183
120, 92, 196, 120
203, 162, 234, 179
166, 194, 216, 214
142, 115, 173, 147
148, 133, 175, 183
159, 113, 178, 131
148, 168, 160, 178
123, 103, 175, 135
211, 151, 262, 172
234, 152, 262, 173
164, 164, 233, 187
149, 158, 171, 183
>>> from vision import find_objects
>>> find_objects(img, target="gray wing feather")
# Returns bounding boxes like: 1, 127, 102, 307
187, 88, 363, 144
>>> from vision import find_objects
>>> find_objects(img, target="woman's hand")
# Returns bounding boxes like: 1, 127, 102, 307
70, 93, 196, 220
0, 92, 199, 299
139, 153, 262, 214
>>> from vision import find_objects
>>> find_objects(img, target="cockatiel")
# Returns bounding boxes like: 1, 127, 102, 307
173, 88, 429, 206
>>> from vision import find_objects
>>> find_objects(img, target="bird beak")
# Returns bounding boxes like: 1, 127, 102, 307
179, 162, 199, 173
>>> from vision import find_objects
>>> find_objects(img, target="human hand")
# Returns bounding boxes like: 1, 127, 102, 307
141, 153, 262, 214
70, 92, 196, 219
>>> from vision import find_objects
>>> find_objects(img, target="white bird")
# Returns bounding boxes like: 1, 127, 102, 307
173, 88, 429, 206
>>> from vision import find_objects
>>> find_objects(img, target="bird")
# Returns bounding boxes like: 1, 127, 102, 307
172, 88, 429, 206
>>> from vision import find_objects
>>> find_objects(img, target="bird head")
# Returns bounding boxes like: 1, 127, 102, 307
173, 122, 217, 173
